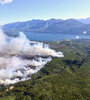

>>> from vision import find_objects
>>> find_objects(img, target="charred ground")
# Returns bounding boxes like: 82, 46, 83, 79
0, 39, 90, 100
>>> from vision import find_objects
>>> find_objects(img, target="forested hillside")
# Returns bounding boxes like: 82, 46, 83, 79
0, 39, 90, 100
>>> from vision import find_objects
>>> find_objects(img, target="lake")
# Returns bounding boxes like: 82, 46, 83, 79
24, 32, 90, 41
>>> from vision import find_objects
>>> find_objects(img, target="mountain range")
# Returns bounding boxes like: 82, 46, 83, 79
2, 18, 90, 34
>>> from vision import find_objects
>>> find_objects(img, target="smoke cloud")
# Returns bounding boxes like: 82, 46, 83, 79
0, 30, 64, 85
0, 0, 13, 5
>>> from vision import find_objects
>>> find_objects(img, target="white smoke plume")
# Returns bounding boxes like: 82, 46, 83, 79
0, 0, 13, 5
0, 29, 64, 85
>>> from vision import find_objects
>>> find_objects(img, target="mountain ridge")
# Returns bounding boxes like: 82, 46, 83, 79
2, 18, 90, 34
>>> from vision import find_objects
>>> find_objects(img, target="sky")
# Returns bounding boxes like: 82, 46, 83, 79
0, 0, 90, 24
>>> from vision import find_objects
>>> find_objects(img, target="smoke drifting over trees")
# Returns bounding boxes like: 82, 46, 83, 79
0, 30, 63, 85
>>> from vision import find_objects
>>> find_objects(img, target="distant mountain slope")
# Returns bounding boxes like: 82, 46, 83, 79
78, 17, 90, 24
2, 19, 90, 34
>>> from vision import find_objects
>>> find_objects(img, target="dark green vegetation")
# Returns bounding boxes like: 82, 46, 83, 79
2, 19, 90, 34
0, 39, 90, 100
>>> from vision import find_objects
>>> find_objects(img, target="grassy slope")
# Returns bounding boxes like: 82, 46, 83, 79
0, 39, 90, 100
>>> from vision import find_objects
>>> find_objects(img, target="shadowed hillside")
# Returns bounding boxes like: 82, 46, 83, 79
2, 19, 90, 34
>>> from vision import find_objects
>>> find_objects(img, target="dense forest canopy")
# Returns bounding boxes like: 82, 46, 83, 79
0, 39, 90, 100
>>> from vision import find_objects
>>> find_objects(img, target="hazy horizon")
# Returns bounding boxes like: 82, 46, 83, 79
0, 17, 90, 25
0, 0, 90, 24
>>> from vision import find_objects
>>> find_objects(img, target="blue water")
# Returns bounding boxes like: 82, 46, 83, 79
24, 32, 90, 41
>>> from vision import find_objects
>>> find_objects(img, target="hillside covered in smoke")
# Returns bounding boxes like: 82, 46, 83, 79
0, 39, 90, 100
0, 30, 63, 85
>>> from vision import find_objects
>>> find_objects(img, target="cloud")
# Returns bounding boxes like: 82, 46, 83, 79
0, 0, 13, 5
